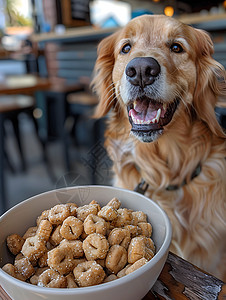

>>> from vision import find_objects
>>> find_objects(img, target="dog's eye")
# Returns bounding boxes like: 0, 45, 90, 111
121, 43, 131, 54
170, 43, 184, 53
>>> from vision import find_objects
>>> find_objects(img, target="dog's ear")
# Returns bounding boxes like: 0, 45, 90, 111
91, 31, 119, 118
193, 28, 226, 138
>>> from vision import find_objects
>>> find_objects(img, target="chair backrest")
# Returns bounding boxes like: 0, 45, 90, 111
0, 59, 27, 76
39, 41, 97, 85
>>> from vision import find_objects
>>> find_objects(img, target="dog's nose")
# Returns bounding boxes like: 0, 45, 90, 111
125, 57, 160, 87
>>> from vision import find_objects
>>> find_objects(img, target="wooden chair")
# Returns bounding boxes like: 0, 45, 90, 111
37, 41, 104, 179
0, 95, 37, 213
64, 89, 103, 184
0, 73, 51, 214
1, 95, 35, 172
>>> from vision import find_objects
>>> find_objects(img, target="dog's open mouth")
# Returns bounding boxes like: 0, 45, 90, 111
127, 97, 179, 134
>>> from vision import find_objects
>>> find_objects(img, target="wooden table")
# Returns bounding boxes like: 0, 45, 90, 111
0, 74, 87, 214
0, 75, 51, 96
0, 252, 225, 300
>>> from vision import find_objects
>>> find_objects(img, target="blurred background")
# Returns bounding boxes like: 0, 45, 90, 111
0, 0, 226, 215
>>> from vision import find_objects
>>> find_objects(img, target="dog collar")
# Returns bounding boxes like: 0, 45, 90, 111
134, 179, 149, 195
166, 163, 202, 191
134, 163, 202, 194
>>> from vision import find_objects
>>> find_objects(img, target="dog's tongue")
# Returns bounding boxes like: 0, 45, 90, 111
129, 99, 165, 124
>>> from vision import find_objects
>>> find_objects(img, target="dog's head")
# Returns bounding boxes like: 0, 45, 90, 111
92, 15, 226, 142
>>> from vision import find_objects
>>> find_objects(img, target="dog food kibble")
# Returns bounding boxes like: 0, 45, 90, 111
73, 260, 105, 287
6, 234, 25, 255
38, 269, 67, 288
2, 198, 156, 288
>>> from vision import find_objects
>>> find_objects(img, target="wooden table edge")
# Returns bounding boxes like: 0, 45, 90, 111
1, 252, 225, 300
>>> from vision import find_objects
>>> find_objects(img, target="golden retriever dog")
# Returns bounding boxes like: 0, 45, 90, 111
92, 14, 226, 280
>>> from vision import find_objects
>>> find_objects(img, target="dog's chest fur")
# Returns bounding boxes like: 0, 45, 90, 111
106, 116, 211, 193
105, 115, 226, 279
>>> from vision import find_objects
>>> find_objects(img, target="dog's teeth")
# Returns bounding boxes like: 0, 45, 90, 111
163, 103, 167, 110
155, 108, 161, 123
131, 112, 140, 124
131, 108, 161, 125
148, 108, 161, 124
134, 101, 137, 110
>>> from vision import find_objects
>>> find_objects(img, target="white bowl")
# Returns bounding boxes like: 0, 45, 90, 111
0, 185, 172, 300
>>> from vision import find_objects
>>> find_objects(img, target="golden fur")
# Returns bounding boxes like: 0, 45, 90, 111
92, 15, 226, 280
